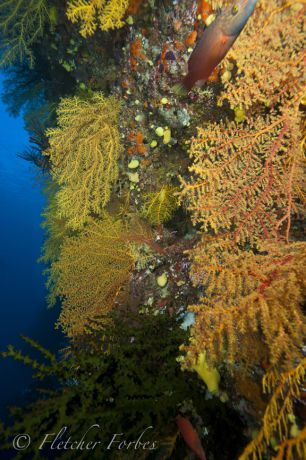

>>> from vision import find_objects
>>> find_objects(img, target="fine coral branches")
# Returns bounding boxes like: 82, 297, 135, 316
179, 0, 306, 381
66, 0, 99, 37
142, 186, 179, 226
183, 241, 306, 370
178, 1, 306, 453
50, 215, 137, 337
99, 0, 129, 31
219, 0, 306, 111
0, 0, 49, 67
240, 359, 306, 459
180, 109, 303, 245
44, 93, 122, 230
48, 213, 155, 337
273, 427, 306, 460
66, 0, 129, 37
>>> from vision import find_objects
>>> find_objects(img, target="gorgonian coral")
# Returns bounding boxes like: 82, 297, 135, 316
0, 0, 49, 67
50, 215, 135, 336
179, 0, 306, 382
240, 359, 306, 459
182, 240, 306, 371
44, 93, 122, 230
66, 0, 129, 37
49, 214, 151, 337
180, 108, 304, 245
219, 0, 305, 111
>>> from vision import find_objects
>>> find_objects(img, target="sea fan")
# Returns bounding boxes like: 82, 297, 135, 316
45, 93, 122, 230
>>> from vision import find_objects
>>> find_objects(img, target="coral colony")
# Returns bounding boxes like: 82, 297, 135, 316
0, 1, 305, 459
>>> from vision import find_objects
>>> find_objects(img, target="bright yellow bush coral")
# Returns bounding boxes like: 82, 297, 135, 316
66, 0, 129, 37
50, 214, 151, 337
141, 186, 179, 226
240, 359, 306, 460
44, 93, 122, 230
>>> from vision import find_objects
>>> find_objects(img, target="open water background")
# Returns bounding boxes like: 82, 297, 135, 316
0, 74, 61, 420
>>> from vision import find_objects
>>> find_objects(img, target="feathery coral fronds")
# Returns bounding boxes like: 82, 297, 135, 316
50, 214, 151, 337
180, 0, 306, 375
180, 108, 304, 245
142, 186, 179, 226
66, 0, 129, 37
67, 0, 101, 37
240, 359, 306, 460
39, 182, 70, 266
219, 0, 306, 111
99, 0, 129, 31
51, 215, 135, 336
44, 93, 122, 230
273, 427, 306, 460
39, 182, 72, 308
0, 0, 49, 67
183, 241, 306, 371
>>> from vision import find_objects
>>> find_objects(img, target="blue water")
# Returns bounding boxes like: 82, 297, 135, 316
0, 75, 61, 419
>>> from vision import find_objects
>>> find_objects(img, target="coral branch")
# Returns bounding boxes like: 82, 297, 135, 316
180, 109, 303, 245
0, 0, 49, 67
66, 0, 129, 37
240, 359, 306, 460
44, 93, 122, 230
183, 241, 306, 371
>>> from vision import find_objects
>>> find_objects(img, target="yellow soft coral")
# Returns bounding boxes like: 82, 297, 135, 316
66, 0, 129, 37
99, 0, 129, 31
141, 186, 179, 226
240, 359, 306, 460
50, 215, 134, 336
44, 93, 122, 230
